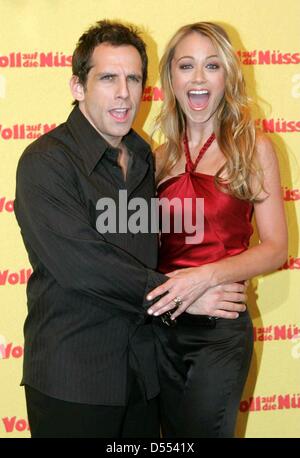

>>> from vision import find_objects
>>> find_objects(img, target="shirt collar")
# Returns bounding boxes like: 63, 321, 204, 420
66, 106, 151, 176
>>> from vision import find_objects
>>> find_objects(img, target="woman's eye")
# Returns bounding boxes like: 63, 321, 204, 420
179, 64, 193, 70
206, 63, 219, 70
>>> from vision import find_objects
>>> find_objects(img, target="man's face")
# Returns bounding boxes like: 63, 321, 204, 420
72, 43, 143, 147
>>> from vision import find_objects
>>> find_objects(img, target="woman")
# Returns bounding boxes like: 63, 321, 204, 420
147, 22, 287, 437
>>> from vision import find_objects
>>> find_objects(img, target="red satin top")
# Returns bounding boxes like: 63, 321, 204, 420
157, 166, 253, 274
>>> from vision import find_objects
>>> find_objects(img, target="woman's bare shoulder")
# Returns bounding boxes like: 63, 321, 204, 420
255, 132, 278, 168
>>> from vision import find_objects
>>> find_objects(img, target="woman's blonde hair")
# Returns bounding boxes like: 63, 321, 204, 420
155, 22, 263, 201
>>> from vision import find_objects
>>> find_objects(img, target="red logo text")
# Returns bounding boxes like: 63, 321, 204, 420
2, 417, 30, 433
256, 118, 300, 133
0, 123, 56, 140
254, 324, 300, 342
240, 393, 300, 412
282, 187, 300, 201
0, 52, 72, 68
143, 86, 164, 102
0, 268, 32, 286
0, 197, 14, 213
279, 256, 300, 270
0, 343, 24, 359
238, 50, 300, 65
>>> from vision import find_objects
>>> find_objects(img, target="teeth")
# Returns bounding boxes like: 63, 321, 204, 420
112, 108, 128, 112
188, 90, 208, 95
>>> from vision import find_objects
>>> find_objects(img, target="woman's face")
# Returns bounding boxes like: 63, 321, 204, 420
171, 32, 226, 127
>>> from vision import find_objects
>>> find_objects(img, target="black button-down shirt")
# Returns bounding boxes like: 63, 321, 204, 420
14, 107, 166, 405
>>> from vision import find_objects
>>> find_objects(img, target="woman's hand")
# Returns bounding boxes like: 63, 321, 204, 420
146, 265, 247, 320
186, 283, 247, 319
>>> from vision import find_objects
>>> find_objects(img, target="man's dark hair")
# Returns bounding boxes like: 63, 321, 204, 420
72, 20, 148, 105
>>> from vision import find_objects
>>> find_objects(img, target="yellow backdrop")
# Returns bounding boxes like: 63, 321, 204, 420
0, 0, 299, 438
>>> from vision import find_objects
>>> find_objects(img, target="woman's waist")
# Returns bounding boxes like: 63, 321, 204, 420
158, 241, 248, 273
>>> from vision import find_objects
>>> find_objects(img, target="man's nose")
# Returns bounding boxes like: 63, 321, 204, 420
116, 77, 129, 99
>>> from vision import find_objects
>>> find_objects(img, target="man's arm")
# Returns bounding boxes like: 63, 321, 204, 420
15, 149, 166, 316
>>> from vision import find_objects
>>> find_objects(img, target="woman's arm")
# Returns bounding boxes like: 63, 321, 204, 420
147, 135, 288, 319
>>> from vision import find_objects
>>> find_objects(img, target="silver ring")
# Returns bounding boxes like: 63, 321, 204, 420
173, 296, 183, 308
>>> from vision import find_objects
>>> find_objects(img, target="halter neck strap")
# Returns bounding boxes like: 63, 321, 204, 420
183, 131, 216, 172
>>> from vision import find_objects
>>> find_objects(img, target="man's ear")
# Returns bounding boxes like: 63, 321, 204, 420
69, 75, 85, 102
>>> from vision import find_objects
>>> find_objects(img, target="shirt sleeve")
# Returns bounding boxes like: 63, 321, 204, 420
14, 149, 167, 316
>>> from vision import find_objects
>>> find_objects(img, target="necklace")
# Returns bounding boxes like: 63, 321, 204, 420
183, 130, 216, 172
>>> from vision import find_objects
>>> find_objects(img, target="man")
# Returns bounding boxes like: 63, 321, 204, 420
14, 20, 167, 438
15, 19, 246, 438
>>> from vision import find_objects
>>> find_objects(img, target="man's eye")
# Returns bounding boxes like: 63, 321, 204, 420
128, 75, 141, 83
101, 75, 114, 81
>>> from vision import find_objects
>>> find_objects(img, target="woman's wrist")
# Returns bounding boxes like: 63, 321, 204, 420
196, 263, 218, 289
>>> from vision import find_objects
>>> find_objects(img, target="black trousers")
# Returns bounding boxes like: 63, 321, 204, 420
155, 311, 253, 438
25, 374, 159, 438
